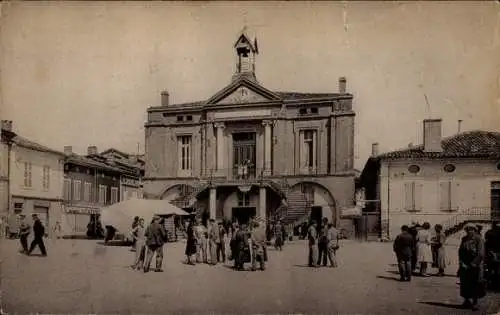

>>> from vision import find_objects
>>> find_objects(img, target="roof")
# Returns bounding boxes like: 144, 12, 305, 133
12, 135, 65, 156
66, 154, 123, 173
273, 92, 345, 100
377, 130, 500, 160
100, 148, 131, 158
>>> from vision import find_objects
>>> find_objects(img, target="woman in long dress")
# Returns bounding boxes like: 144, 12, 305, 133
431, 224, 447, 276
184, 218, 197, 265
458, 223, 486, 310
416, 222, 433, 276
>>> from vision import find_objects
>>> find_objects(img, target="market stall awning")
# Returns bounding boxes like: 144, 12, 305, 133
100, 198, 189, 233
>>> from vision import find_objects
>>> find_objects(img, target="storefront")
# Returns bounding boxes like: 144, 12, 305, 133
63, 206, 100, 236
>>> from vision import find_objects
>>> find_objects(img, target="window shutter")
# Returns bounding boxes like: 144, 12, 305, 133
414, 183, 423, 211
299, 131, 306, 168
439, 182, 450, 211
312, 131, 317, 169
404, 182, 413, 211
451, 182, 460, 211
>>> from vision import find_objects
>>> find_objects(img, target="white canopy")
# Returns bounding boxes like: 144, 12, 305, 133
100, 198, 190, 233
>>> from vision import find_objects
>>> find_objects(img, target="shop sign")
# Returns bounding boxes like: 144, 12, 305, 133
66, 207, 100, 215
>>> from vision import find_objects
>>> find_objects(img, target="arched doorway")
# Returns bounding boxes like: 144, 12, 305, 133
288, 182, 337, 225
159, 184, 194, 202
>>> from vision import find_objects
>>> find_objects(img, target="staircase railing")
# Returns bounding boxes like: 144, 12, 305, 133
442, 207, 493, 236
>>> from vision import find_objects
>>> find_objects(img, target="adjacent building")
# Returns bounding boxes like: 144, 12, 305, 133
0, 121, 16, 232
62, 146, 144, 236
359, 119, 500, 239
1, 121, 66, 236
144, 30, 358, 236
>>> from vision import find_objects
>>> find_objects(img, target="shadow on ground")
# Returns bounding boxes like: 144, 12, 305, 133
419, 301, 465, 310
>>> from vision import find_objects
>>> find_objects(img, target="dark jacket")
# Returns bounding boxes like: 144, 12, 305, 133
33, 219, 45, 238
393, 231, 414, 260
145, 221, 167, 247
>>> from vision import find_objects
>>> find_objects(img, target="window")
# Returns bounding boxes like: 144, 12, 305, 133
408, 165, 420, 174
178, 135, 192, 171
404, 181, 423, 211
177, 116, 184, 122
310, 108, 319, 114
73, 180, 82, 201
23, 161, 32, 187
444, 164, 456, 173
162, 113, 168, 117
237, 191, 250, 207
299, 108, 307, 115
99, 185, 107, 204
14, 203, 23, 213
63, 178, 71, 201
186, 115, 193, 121
440, 181, 459, 211
84, 182, 92, 202
42, 166, 50, 190
300, 130, 317, 170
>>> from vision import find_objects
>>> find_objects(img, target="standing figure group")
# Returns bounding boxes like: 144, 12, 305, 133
307, 217, 339, 268
185, 218, 228, 266
394, 222, 487, 310
130, 215, 167, 273
18, 214, 47, 257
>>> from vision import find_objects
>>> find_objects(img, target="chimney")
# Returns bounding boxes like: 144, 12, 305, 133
161, 91, 169, 106
338, 77, 347, 93
423, 119, 443, 152
87, 146, 98, 156
371, 142, 379, 157
64, 146, 73, 155
1, 120, 13, 132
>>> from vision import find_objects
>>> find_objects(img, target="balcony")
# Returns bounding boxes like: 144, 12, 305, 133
232, 165, 257, 180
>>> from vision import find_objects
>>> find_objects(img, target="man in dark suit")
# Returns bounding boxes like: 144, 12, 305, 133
143, 216, 167, 273
393, 225, 414, 281
28, 214, 47, 256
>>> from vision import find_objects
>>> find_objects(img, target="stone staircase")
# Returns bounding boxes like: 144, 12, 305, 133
442, 207, 497, 237
169, 184, 207, 209
272, 180, 311, 226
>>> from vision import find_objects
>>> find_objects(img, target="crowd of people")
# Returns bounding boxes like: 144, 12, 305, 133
393, 221, 500, 310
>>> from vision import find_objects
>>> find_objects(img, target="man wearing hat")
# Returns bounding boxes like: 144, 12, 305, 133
28, 214, 47, 256
143, 215, 167, 272
18, 214, 30, 253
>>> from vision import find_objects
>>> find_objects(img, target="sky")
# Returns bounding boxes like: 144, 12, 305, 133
1, 1, 499, 169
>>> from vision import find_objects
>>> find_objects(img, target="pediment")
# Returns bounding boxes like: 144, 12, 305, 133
206, 78, 281, 105
216, 86, 270, 105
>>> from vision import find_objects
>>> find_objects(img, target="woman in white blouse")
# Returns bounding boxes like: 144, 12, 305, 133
416, 222, 433, 276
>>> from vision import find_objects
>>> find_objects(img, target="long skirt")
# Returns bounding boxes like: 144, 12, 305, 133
459, 266, 486, 300
417, 243, 432, 263
432, 245, 446, 270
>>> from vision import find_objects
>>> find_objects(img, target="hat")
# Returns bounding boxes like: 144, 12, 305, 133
464, 223, 477, 231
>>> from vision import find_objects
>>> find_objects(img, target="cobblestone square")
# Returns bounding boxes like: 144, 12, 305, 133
2, 238, 499, 314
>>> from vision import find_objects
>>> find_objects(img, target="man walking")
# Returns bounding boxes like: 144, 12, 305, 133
18, 214, 30, 253
143, 216, 167, 273
393, 225, 414, 281
308, 221, 319, 267
28, 214, 47, 256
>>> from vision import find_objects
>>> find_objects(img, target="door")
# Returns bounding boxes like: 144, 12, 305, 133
491, 182, 500, 221
233, 132, 256, 179
310, 206, 323, 225
232, 207, 256, 225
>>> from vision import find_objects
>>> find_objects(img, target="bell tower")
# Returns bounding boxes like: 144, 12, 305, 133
232, 27, 259, 82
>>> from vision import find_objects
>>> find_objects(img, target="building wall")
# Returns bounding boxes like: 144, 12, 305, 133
9, 145, 64, 235
380, 159, 500, 238
0, 142, 9, 219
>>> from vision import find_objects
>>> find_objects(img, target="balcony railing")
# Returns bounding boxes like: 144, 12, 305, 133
232, 165, 257, 180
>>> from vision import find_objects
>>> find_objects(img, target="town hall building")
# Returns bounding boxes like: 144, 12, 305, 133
143, 31, 358, 236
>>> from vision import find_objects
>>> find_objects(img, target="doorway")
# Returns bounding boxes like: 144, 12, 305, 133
491, 182, 500, 221
232, 207, 256, 225
233, 132, 256, 179
310, 206, 323, 225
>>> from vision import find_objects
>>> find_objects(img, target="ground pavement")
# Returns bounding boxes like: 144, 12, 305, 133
1, 238, 499, 314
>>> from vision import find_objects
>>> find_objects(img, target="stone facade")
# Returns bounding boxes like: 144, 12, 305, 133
360, 119, 500, 239
143, 31, 357, 235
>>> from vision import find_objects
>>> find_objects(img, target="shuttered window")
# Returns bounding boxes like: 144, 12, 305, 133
404, 181, 422, 211
440, 181, 459, 211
